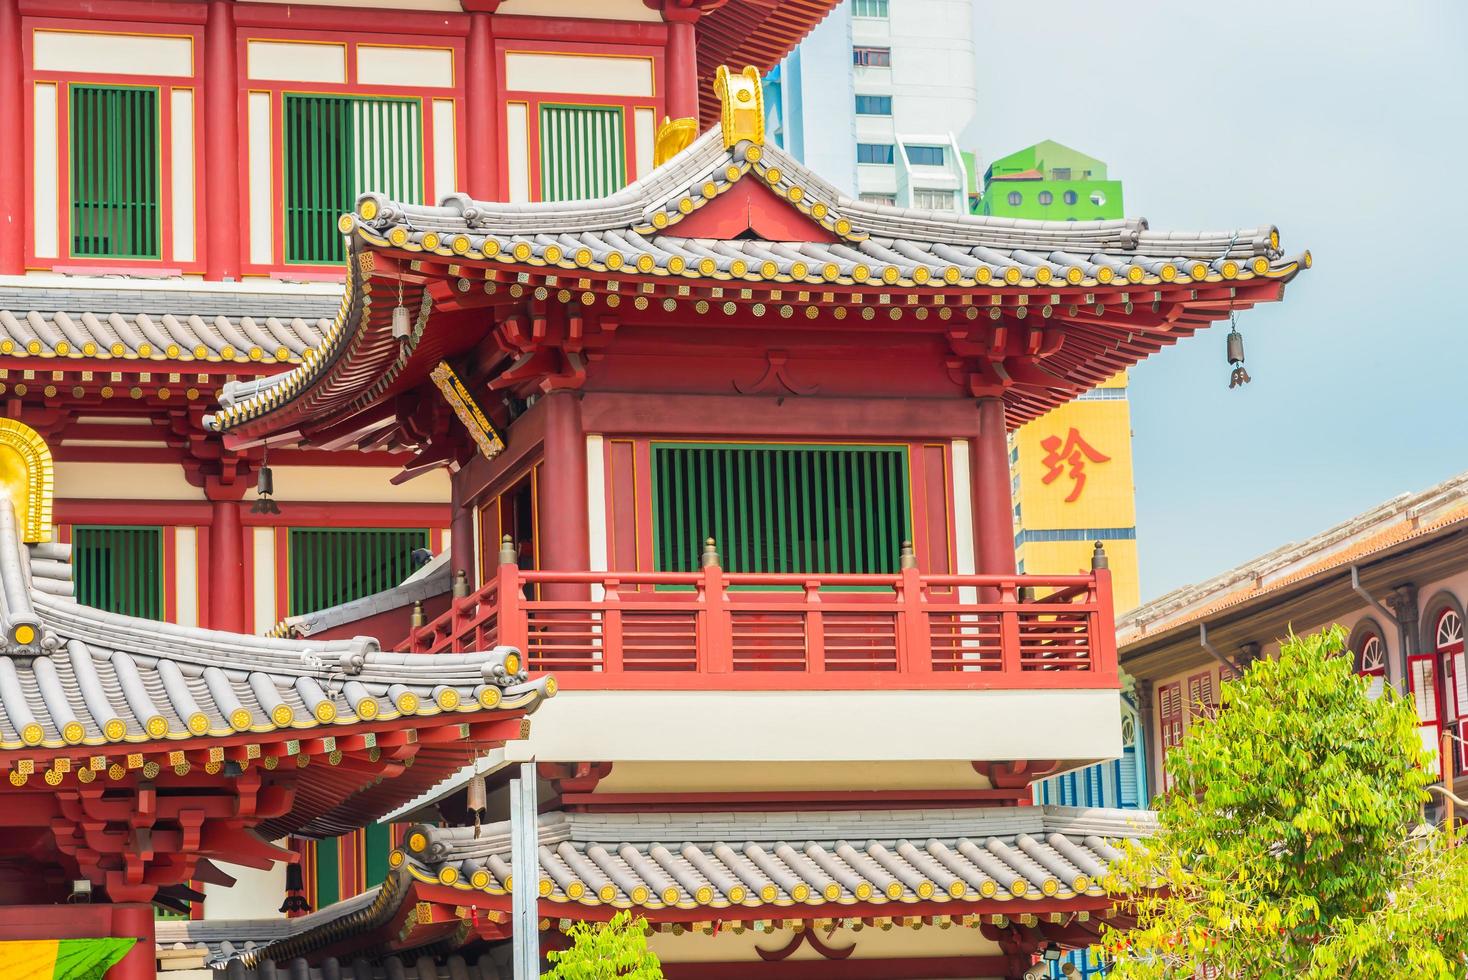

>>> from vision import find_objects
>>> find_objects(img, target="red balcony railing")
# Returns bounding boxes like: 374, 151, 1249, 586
400, 540, 1118, 690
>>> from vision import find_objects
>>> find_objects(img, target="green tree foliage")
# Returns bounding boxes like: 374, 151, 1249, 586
1101, 625, 1468, 978
542, 911, 663, 979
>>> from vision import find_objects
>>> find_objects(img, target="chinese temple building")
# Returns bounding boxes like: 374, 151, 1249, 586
0, 416, 554, 978
1121, 469, 1468, 799
185, 53, 1307, 975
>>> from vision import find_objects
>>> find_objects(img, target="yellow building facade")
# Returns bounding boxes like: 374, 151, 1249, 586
1012, 373, 1140, 612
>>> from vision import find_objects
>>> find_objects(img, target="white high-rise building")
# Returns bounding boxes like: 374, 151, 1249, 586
766, 0, 978, 211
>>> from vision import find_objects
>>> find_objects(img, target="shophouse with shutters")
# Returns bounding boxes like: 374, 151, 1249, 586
186, 48, 1309, 973
1119, 470, 1468, 803
0, 0, 840, 926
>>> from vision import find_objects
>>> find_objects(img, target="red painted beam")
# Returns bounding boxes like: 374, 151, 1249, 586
662, 956, 1015, 979
233, 2, 467, 34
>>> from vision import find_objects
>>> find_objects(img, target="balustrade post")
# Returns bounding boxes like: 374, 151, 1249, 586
450, 570, 471, 653
701, 539, 732, 674
999, 581, 1022, 677
896, 541, 930, 673
496, 536, 529, 663
1091, 542, 1116, 680
804, 581, 825, 673
602, 579, 624, 674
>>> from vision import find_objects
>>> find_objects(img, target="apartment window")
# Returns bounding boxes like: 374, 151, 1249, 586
859, 193, 897, 205
1063, 190, 1078, 205
854, 95, 892, 116
651, 443, 910, 575
912, 189, 952, 211
852, 0, 889, 17
1007, 190, 1022, 206
284, 95, 423, 264
852, 46, 891, 67
856, 143, 894, 165
288, 527, 431, 616
1037, 190, 1053, 206
539, 104, 626, 203
73, 526, 164, 620
70, 85, 161, 259
905, 145, 945, 167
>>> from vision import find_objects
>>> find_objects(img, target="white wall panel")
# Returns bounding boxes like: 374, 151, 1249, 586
174, 526, 199, 627
506, 103, 530, 203
32, 83, 58, 259
252, 527, 277, 634
246, 40, 345, 83
633, 107, 655, 179
35, 31, 193, 77
431, 99, 457, 200
247, 92, 273, 265
169, 89, 196, 263
504, 53, 653, 97
359, 45, 454, 88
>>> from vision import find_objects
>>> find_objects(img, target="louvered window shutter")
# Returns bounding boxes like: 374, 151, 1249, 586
70, 85, 161, 259
284, 95, 423, 264
287, 528, 431, 616
537, 104, 626, 202
73, 526, 164, 620
651, 445, 911, 575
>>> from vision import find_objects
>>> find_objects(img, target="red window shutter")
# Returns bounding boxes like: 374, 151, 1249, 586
1187, 671, 1216, 720
1158, 682, 1184, 790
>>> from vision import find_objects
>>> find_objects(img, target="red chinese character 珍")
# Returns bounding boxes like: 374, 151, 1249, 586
1039, 428, 1111, 503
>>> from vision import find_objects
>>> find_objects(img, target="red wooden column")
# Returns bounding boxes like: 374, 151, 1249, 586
464, 6, 499, 200
662, 4, 701, 120
207, 495, 246, 632
538, 390, 590, 596
973, 396, 1017, 576
451, 471, 477, 590
0, 0, 23, 274
204, 0, 240, 280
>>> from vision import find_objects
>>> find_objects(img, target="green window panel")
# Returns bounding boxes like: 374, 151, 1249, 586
69, 85, 160, 259
287, 527, 430, 617
72, 526, 164, 620
538, 104, 625, 203
284, 94, 423, 265
651, 444, 910, 575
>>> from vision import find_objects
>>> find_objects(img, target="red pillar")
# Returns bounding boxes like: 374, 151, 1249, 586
451, 471, 477, 590
664, 12, 700, 120
538, 390, 589, 595
0, 0, 23, 274
973, 397, 1017, 576
208, 497, 245, 633
107, 904, 157, 980
204, 0, 240, 280
464, 11, 497, 200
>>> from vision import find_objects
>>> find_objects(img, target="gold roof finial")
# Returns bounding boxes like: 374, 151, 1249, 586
714, 64, 764, 150
0, 419, 54, 543
654, 116, 698, 168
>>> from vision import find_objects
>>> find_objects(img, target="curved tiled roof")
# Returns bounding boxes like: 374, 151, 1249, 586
0, 280, 336, 365
205, 122, 1306, 440
268, 548, 450, 640
0, 502, 553, 755
396, 806, 1152, 914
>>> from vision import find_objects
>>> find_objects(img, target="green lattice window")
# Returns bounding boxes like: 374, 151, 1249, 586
288, 527, 430, 616
284, 94, 423, 264
651, 444, 910, 574
538, 104, 625, 202
73, 526, 164, 620
69, 85, 160, 259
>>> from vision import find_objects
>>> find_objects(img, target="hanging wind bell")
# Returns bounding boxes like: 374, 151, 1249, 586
467, 764, 488, 839
391, 278, 411, 342
250, 452, 282, 515
1226, 312, 1251, 389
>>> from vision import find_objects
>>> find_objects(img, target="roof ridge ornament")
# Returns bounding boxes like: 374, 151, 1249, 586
0, 419, 53, 543
713, 64, 764, 150
654, 116, 699, 168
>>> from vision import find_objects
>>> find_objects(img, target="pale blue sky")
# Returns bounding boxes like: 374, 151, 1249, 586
967, 1, 1468, 601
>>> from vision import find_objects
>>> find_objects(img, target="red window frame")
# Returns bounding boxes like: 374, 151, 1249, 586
1437, 609, 1465, 773
1354, 628, 1387, 699
1158, 681, 1184, 791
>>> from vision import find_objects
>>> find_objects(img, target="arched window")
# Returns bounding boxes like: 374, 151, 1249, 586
1037, 190, 1053, 206
1089, 190, 1107, 207
1353, 627, 1387, 700
1410, 605, 1462, 778
1439, 608, 1466, 772
1063, 190, 1078, 205
1007, 191, 1022, 206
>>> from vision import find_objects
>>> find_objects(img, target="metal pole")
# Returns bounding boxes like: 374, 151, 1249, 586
510, 761, 540, 977
1443, 729, 1456, 848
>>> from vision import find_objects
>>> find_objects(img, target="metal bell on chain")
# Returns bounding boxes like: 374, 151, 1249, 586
467, 770, 488, 838
1226, 314, 1250, 389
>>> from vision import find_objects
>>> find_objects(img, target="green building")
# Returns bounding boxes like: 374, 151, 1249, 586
978, 139, 1123, 220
